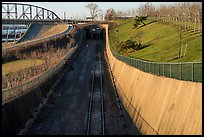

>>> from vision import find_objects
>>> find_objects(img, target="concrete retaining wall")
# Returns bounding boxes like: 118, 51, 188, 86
102, 24, 202, 135
2, 67, 64, 135
2, 28, 86, 135
17, 23, 54, 43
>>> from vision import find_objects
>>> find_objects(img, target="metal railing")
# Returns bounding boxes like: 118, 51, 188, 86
108, 41, 202, 83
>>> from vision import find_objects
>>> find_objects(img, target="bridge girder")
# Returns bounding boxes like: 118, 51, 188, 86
2, 3, 61, 21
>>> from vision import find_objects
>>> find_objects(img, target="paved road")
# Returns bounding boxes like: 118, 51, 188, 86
27, 37, 141, 135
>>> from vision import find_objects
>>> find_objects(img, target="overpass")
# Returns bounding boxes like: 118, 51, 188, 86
2, 3, 61, 25
2, 3, 97, 25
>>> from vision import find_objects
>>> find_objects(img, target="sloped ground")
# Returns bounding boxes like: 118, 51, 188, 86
109, 19, 202, 62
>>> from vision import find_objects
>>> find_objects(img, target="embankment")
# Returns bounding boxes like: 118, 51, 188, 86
102, 24, 202, 135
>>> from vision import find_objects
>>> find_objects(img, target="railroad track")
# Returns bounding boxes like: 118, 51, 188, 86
86, 41, 105, 135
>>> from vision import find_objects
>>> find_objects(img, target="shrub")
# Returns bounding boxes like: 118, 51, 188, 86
117, 38, 144, 52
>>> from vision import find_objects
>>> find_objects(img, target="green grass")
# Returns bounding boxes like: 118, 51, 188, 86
109, 19, 202, 62
2, 59, 45, 76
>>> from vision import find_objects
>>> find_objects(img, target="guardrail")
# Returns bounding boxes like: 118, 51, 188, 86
108, 41, 202, 83
2, 27, 81, 104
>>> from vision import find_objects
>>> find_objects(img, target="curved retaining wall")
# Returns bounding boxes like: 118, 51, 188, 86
2, 68, 64, 134
17, 23, 54, 43
2, 28, 86, 135
102, 24, 202, 135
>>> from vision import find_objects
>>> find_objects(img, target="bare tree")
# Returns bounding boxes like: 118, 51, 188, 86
105, 8, 117, 20
178, 29, 184, 58
85, 3, 99, 20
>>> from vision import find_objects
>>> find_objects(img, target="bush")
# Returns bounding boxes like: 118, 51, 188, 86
117, 39, 144, 52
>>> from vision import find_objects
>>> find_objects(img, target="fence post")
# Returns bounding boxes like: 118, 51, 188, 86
153, 63, 155, 74
149, 62, 150, 73
145, 62, 146, 72
131, 58, 133, 66
140, 61, 142, 70
192, 63, 194, 81
180, 63, 182, 80
163, 63, 165, 76
141, 60, 142, 70
158, 63, 160, 75
141, 61, 143, 70
135, 60, 137, 68
170, 63, 171, 78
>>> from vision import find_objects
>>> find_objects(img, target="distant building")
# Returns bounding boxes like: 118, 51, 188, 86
116, 16, 133, 20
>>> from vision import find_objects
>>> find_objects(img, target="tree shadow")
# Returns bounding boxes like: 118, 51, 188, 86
140, 44, 151, 49
137, 20, 157, 29
168, 56, 181, 61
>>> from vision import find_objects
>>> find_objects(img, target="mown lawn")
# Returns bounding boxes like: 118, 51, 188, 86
2, 59, 45, 76
109, 19, 202, 62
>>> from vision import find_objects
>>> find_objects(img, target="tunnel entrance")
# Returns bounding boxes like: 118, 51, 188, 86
85, 26, 104, 40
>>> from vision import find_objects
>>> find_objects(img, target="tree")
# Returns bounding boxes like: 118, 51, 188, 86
178, 28, 184, 58
133, 16, 148, 29
105, 8, 117, 20
85, 3, 99, 20
135, 31, 144, 45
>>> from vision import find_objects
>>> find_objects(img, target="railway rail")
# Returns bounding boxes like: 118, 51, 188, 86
86, 41, 105, 135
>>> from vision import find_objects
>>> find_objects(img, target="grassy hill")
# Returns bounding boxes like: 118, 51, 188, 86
2, 59, 45, 76
109, 19, 202, 62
